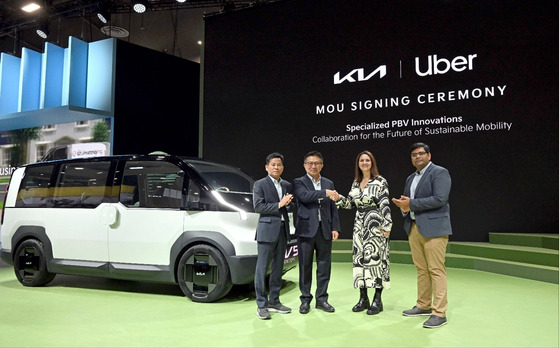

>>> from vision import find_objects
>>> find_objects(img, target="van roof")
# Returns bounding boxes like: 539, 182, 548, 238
22, 154, 241, 172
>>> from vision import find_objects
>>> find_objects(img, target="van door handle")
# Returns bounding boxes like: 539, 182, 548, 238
99, 205, 118, 226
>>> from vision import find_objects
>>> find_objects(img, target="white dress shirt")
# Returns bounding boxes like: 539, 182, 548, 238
410, 161, 432, 220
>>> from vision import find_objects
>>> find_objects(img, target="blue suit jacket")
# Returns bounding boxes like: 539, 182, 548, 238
293, 175, 340, 240
253, 176, 292, 243
403, 162, 453, 238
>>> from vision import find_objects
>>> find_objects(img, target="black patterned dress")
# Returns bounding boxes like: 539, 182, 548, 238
337, 176, 392, 289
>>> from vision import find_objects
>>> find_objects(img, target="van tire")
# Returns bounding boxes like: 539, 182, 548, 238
177, 244, 233, 303
13, 239, 56, 287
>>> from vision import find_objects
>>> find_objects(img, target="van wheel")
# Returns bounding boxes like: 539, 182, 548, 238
177, 244, 233, 303
13, 239, 56, 286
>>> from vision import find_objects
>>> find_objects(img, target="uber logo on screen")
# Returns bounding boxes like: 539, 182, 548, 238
415, 54, 477, 76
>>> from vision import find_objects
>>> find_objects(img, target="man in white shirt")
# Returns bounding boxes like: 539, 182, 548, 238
253, 152, 294, 320
293, 151, 340, 314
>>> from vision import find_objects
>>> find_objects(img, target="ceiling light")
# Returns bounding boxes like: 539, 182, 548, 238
132, 0, 149, 14
22, 2, 41, 12
176, 0, 187, 3
97, 11, 109, 23
97, 7, 110, 24
36, 21, 49, 39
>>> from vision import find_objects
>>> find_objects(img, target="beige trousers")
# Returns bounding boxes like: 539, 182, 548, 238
409, 222, 448, 317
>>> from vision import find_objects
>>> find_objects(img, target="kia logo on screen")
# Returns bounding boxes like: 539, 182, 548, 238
334, 66, 387, 84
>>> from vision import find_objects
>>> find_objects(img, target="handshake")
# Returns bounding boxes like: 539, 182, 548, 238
326, 189, 340, 202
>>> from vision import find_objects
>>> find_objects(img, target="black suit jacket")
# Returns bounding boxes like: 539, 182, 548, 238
293, 175, 340, 240
253, 176, 292, 243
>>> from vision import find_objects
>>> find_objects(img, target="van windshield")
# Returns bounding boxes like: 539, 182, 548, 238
185, 159, 254, 194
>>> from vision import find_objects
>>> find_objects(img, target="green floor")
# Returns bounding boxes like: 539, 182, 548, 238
0, 261, 557, 347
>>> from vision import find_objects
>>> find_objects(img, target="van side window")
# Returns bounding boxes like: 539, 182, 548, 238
53, 161, 111, 208
120, 161, 184, 209
16, 165, 55, 207
185, 179, 219, 211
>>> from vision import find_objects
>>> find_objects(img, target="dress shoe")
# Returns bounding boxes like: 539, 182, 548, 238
299, 302, 310, 314
402, 306, 432, 317
316, 301, 335, 313
423, 315, 447, 328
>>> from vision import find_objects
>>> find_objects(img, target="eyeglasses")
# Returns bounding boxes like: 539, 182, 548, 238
304, 161, 323, 166
411, 151, 427, 158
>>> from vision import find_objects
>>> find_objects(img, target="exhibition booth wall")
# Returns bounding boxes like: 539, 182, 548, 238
0, 36, 114, 118
0, 36, 116, 176
112, 39, 200, 157
0, 37, 200, 171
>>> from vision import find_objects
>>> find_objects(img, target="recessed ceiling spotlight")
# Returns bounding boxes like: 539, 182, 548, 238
132, 0, 149, 14
97, 8, 110, 23
36, 21, 49, 39
22, 2, 41, 12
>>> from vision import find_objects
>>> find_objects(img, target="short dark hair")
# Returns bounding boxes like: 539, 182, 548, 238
410, 142, 430, 154
266, 152, 284, 165
304, 151, 323, 163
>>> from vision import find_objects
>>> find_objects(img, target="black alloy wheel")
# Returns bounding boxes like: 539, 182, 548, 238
177, 244, 232, 303
13, 239, 56, 286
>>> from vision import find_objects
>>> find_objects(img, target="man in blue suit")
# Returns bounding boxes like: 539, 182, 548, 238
392, 142, 452, 329
253, 152, 294, 320
293, 151, 340, 314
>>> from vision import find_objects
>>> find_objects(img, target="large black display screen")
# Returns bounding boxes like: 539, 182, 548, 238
202, 0, 558, 241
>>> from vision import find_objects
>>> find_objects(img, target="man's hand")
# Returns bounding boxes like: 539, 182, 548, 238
392, 195, 411, 213
326, 189, 340, 202
331, 231, 339, 241
280, 193, 294, 207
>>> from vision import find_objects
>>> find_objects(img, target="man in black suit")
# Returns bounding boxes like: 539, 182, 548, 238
293, 151, 340, 314
253, 152, 294, 320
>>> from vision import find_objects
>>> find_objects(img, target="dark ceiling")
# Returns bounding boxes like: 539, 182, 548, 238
0, 0, 282, 62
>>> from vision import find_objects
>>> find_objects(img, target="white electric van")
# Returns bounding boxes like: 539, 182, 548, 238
0, 154, 297, 302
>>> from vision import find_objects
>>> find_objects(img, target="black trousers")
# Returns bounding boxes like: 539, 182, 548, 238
297, 224, 332, 304
254, 226, 287, 308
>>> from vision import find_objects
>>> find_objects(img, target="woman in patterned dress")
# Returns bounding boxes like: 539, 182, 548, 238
337, 151, 392, 315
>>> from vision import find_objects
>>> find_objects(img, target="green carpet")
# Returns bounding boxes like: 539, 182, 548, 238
0, 261, 557, 347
